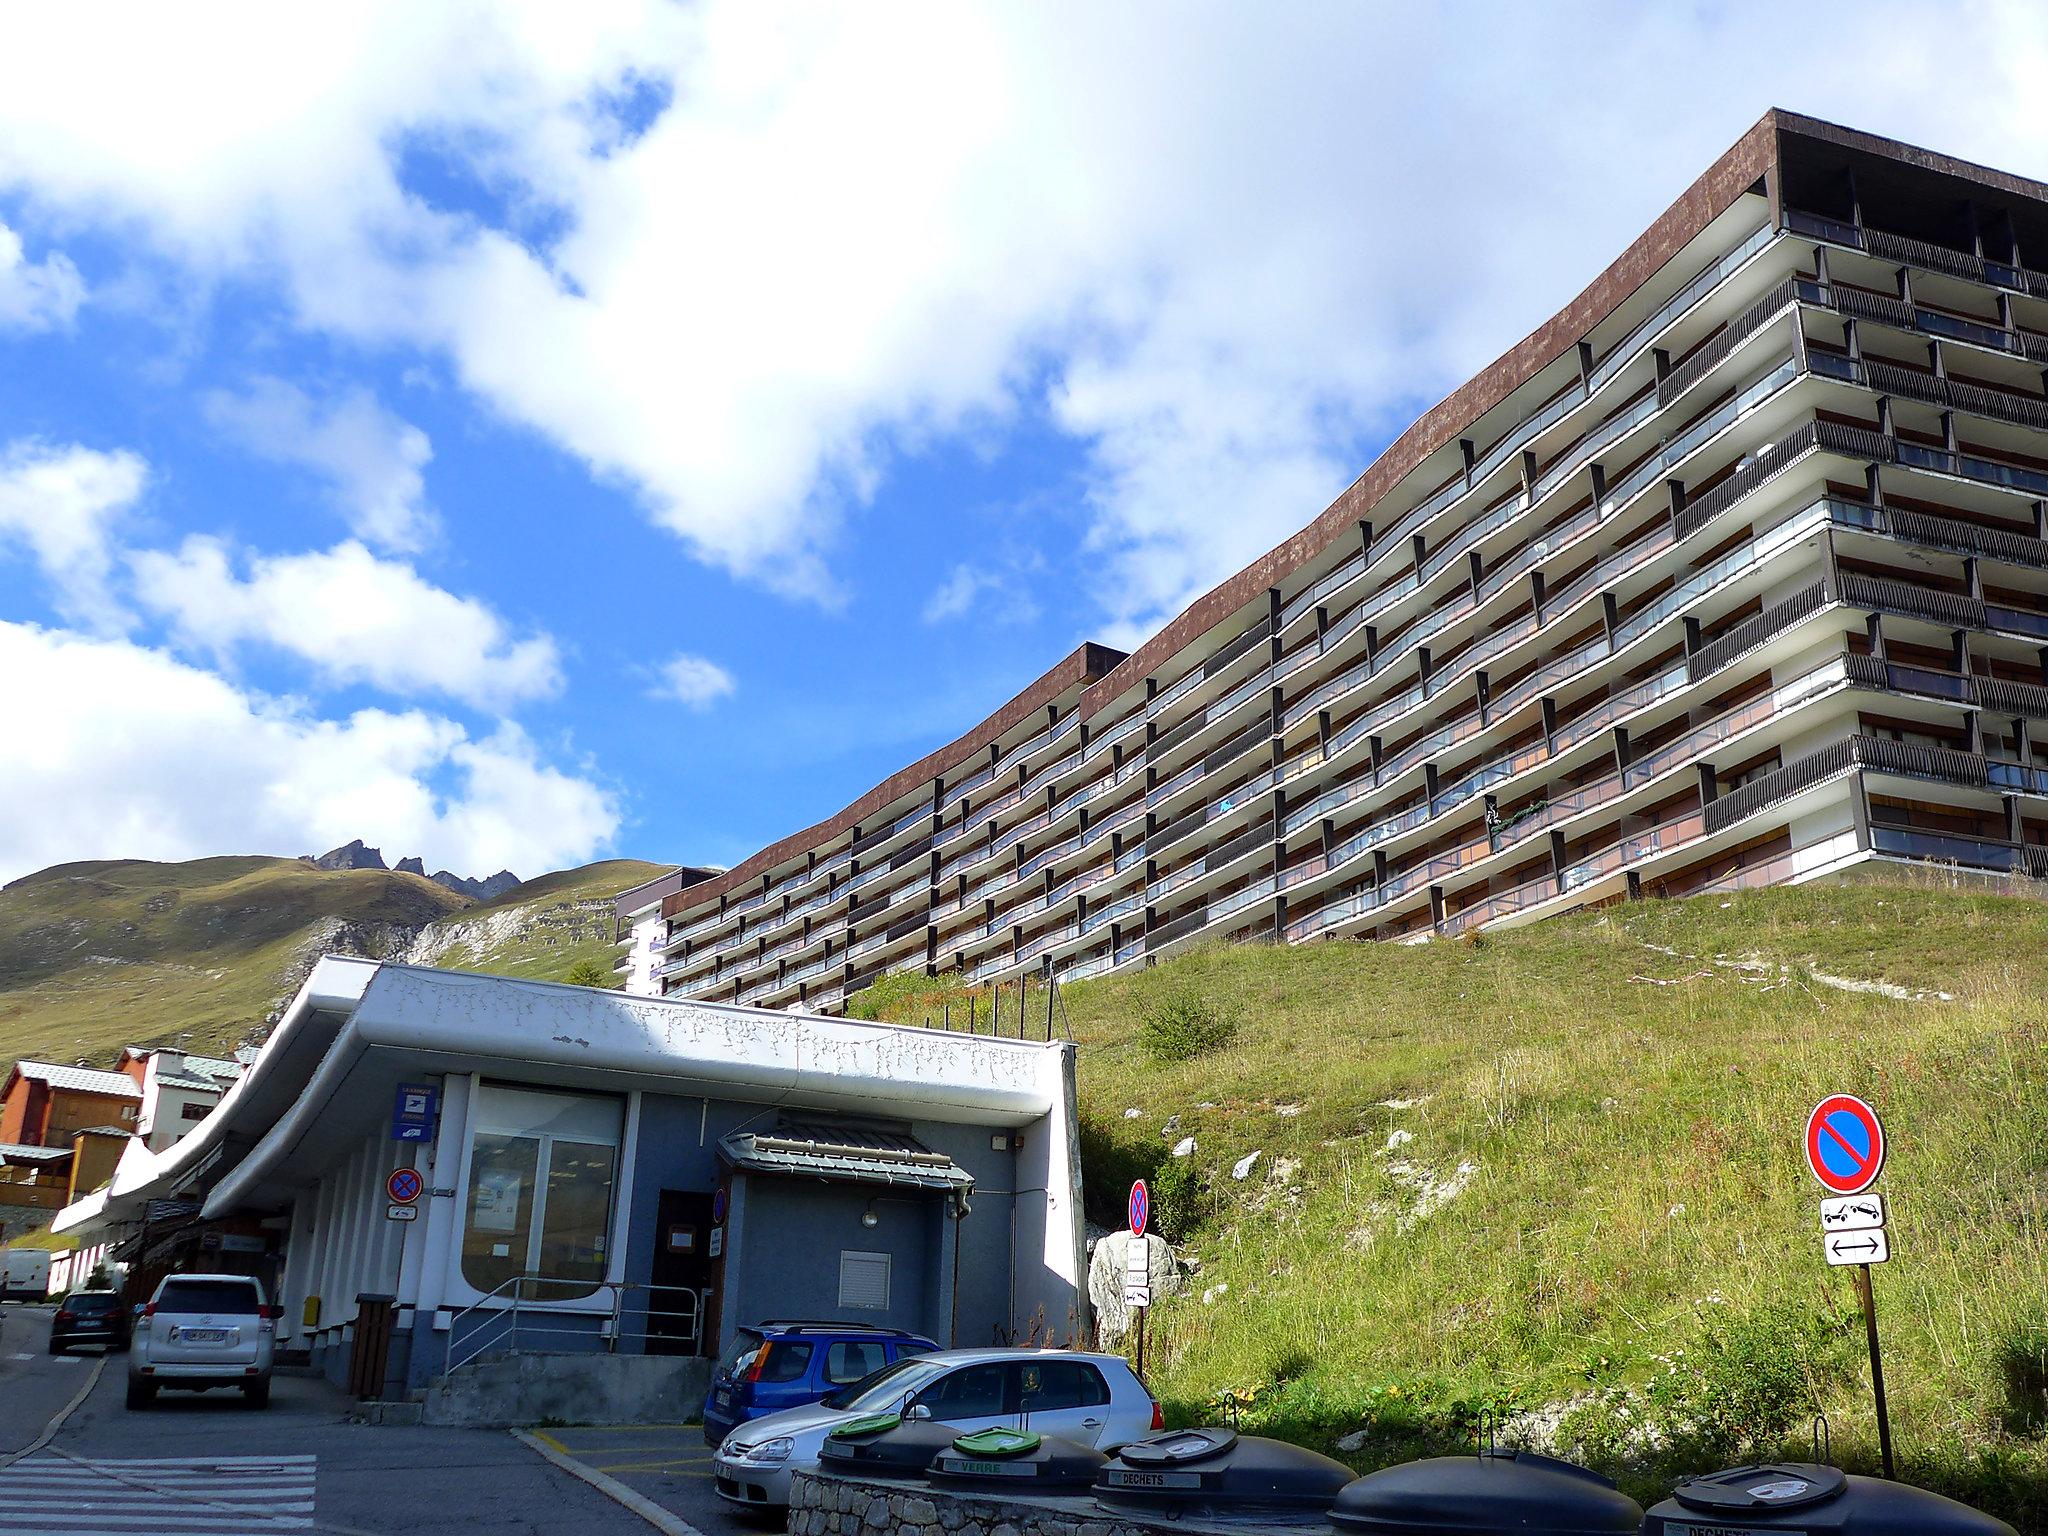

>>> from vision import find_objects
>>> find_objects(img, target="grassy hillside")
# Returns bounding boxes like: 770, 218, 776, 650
397, 858, 668, 982
0, 856, 670, 1064
863, 879, 2048, 1526
0, 856, 468, 1063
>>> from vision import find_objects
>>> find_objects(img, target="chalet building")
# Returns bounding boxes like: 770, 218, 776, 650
0, 1060, 142, 1213
643, 111, 2048, 1013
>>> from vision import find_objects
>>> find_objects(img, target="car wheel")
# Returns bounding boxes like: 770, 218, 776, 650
243, 1378, 272, 1408
47, 1340, 64, 1356
126, 1380, 156, 1410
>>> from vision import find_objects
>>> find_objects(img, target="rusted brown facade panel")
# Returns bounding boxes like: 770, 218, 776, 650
663, 641, 1125, 918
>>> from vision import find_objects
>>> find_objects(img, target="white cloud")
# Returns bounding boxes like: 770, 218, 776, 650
130, 536, 562, 711
0, 439, 144, 632
649, 652, 735, 709
0, 3, 2041, 638
922, 565, 998, 624
0, 620, 615, 884
204, 378, 435, 551
0, 220, 82, 330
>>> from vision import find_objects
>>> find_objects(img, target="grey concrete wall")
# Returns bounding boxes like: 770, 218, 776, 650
422, 1351, 713, 1427
727, 1177, 945, 1339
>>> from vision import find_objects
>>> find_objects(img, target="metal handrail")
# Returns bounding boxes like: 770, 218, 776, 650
444, 1275, 703, 1376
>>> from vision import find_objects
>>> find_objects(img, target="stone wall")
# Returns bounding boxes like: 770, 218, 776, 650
790, 1468, 1234, 1536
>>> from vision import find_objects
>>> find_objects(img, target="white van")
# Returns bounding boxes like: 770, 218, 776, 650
0, 1248, 52, 1300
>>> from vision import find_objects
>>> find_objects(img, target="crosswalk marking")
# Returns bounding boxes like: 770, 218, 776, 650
0, 1453, 316, 1535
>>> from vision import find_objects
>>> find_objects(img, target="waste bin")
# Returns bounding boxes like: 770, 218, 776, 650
816, 1412, 966, 1478
1095, 1427, 1355, 1523
929, 1426, 1107, 1491
1642, 1461, 2018, 1535
1329, 1448, 1641, 1534
346, 1292, 396, 1400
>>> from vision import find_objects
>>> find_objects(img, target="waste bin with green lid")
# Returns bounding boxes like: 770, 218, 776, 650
1095, 1427, 1354, 1522
929, 1426, 1107, 1492
1642, 1461, 2018, 1535
815, 1414, 965, 1478
1328, 1448, 1641, 1535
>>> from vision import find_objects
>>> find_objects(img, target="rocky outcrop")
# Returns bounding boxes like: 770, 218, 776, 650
427, 868, 520, 901
1087, 1230, 1186, 1348
307, 841, 518, 900
311, 839, 387, 871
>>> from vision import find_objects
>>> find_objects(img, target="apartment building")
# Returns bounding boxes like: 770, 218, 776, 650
118, 1046, 246, 1153
645, 111, 2048, 1014
609, 865, 719, 993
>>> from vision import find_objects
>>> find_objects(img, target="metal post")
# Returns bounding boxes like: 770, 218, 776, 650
1134, 1303, 1147, 1379
1046, 977, 1056, 1040
1855, 1263, 1896, 1479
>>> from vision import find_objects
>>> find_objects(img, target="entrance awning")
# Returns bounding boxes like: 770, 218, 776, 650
719, 1121, 973, 1191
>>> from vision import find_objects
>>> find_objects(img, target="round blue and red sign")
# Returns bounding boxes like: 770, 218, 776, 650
387, 1167, 423, 1205
1805, 1094, 1886, 1196
1128, 1179, 1149, 1238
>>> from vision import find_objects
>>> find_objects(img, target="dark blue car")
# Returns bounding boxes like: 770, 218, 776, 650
702, 1320, 937, 1445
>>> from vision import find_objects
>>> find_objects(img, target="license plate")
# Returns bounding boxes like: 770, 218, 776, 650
715, 1388, 732, 1408
941, 1458, 1034, 1477
176, 1327, 230, 1342
1104, 1470, 1200, 1489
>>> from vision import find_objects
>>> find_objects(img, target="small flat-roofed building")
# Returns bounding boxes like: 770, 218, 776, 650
57, 956, 1088, 1399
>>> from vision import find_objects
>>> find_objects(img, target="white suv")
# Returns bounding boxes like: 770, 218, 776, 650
714, 1347, 1161, 1508
127, 1273, 278, 1409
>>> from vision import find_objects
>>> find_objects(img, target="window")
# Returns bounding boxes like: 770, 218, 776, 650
156, 1278, 263, 1316
825, 1339, 889, 1384
180, 1101, 209, 1121
837, 1249, 891, 1310
460, 1085, 623, 1297
757, 1340, 815, 1383
1019, 1360, 1110, 1411
919, 1361, 1009, 1419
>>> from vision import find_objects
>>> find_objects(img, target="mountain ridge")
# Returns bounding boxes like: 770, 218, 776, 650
0, 852, 670, 1066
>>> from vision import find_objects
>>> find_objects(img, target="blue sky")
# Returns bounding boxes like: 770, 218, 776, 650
0, 2, 2042, 884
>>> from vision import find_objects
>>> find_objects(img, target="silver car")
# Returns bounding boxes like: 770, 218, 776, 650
127, 1272, 278, 1409
713, 1347, 1160, 1508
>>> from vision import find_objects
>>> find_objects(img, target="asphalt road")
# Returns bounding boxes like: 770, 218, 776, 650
0, 1302, 666, 1536
530, 1422, 776, 1534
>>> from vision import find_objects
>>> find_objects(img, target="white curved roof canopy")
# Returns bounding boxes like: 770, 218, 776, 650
56, 956, 1065, 1234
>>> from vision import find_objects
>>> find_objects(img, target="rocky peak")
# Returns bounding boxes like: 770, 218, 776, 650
428, 868, 521, 901
395, 856, 426, 876
311, 839, 387, 872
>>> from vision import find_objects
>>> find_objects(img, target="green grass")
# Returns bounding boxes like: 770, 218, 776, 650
400, 858, 669, 984
859, 879, 2048, 1526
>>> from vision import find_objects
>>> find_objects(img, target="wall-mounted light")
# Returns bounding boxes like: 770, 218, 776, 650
860, 1200, 879, 1229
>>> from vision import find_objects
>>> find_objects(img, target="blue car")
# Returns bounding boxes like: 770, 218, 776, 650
702, 1320, 937, 1446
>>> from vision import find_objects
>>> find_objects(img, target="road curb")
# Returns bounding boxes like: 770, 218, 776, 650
0, 1353, 105, 1470
510, 1427, 711, 1536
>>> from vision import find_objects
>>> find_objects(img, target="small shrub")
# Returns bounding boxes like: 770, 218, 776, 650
1138, 988, 1240, 1062
1150, 1154, 1204, 1240
562, 959, 612, 988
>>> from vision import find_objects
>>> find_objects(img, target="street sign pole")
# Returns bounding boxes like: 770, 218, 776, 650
1855, 1261, 1896, 1479
1126, 1179, 1151, 1378
1805, 1093, 1895, 1480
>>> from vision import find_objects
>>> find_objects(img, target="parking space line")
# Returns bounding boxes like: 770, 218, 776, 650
510, 1429, 710, 1536
585, 1456, 711, 1474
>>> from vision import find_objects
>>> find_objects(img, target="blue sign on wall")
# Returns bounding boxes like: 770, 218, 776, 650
391, 1082, 439, 1143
